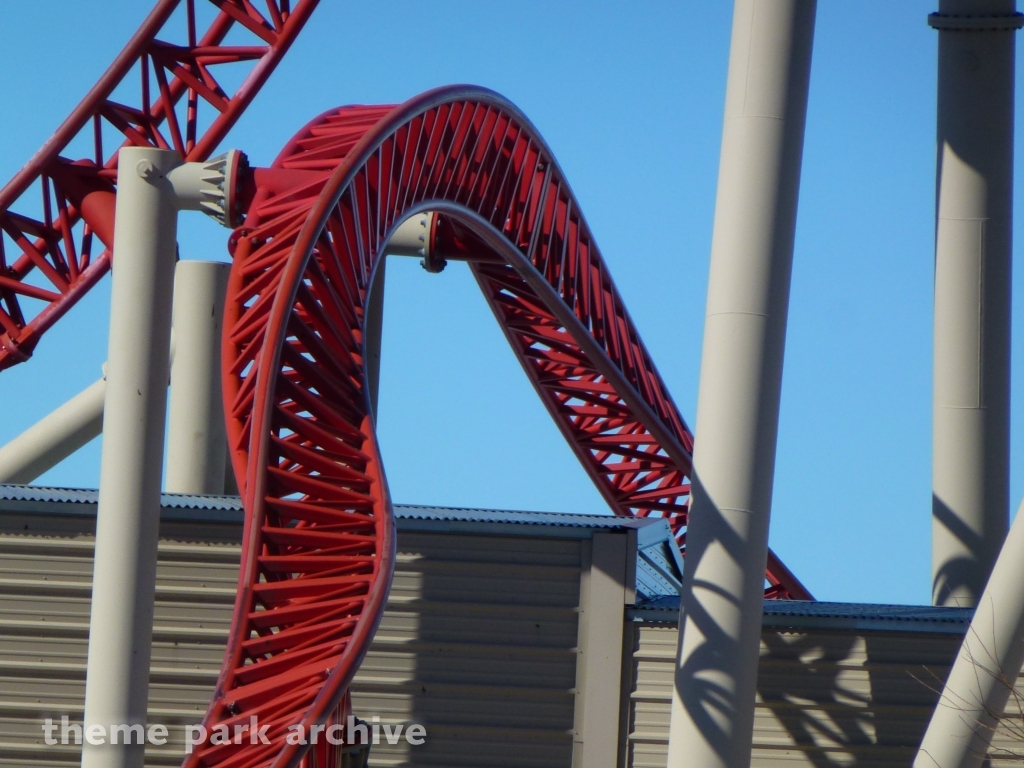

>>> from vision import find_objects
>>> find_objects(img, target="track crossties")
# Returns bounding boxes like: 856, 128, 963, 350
202, 86, 810, 768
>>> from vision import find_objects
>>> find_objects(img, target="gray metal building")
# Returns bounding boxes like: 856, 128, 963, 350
1, 486, 1022, 767
625, 602, 1024, 767
0, 486, 680, 768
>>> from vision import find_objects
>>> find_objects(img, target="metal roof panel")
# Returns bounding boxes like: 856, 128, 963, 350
628, 597, 974, 633
0, 485, 664, 536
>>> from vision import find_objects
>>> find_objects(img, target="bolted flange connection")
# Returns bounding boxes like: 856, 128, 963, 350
385, 211, 447, 273
165, 149, 247, 229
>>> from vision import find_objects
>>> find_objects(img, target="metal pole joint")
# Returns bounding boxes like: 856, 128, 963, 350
131, 148, 246, 229
928, 12, 1024, 30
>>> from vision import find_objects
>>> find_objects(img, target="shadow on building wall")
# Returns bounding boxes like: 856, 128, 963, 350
758, 630, 960, 767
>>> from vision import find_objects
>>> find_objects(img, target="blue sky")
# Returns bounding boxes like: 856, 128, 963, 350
0, 1, 1018, 606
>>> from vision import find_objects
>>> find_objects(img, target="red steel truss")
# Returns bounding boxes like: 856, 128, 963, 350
0, 7, 813, 762
187, 85, 812, 767
0, 0, 317, 369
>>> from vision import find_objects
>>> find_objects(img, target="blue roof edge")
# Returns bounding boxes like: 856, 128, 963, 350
0, 484, 665, 538
0, 484, 975, 633
629, 597, 975, 634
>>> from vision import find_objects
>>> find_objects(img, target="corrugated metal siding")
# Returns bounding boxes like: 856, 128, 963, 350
13, 497, 1024, 768
352, 531, 581, 767
0, 512, 240, 767
624, 621, 1024, 768
0, 512, 582, 767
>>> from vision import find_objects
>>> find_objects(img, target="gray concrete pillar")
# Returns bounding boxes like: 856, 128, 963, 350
81, 147, 180, 768
165, 260, 231, 495
916, 498, 1024, 768
666, 2, 815, 767
930, 1, 1022, 608
80, 147, 238, 767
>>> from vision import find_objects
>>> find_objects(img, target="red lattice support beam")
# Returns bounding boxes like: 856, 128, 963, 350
0, 0, 318, 369
194, 85, 811, 768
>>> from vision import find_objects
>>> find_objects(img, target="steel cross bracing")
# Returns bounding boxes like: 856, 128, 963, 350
190, 85, 813, 768
0, 6, 813, 762
0, 0, 318, 369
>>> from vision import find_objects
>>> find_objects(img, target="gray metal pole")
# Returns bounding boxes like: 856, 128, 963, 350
666, 2, 815, 767
80, 148, 238, 767
930, 1, 1021, 608
916, 499, 1024, 768
81, 147, 179, 768
0, 376, 105, 484
0, 339, 181, 485
165, 260, 231, 495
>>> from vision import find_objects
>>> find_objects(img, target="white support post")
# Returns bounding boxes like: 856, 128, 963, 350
384, 212, 433, 258
0, 376, 105, 484
929, 0, 1021, 608
0, 337, 181, 486
667, 3, 815, 768
80, 147, 239, 768
915, 498, 1024, 768
81, 147, 180, 768
165, 260, 231, 495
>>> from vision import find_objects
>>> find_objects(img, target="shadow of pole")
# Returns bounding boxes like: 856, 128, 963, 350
759, 632, 870, 767
673, 472, 772, 765
932, 494, 990, 607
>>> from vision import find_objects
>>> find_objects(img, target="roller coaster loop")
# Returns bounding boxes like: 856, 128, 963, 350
0, 5, 811, 764
188, 85, 811, 768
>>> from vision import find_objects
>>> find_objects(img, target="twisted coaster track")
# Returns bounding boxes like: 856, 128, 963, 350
0, 4, 811, 765
192, 85, 812, 767
0, 0, 317, 368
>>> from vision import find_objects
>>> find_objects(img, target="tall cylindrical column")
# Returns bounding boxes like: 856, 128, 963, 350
666, 3, 815, 768
81, 147, 180, 768
916, 498, 1024, 768
165, 260, 231, 495
930, 1, 1021, 608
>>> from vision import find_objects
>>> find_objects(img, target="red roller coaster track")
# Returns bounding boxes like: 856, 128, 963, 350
181, 86, 811, 767
0, 6, 811, 767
